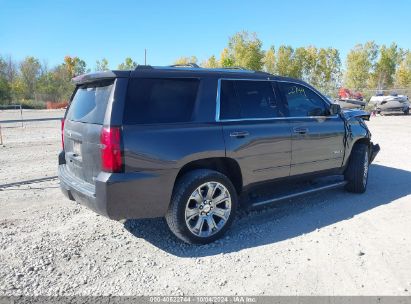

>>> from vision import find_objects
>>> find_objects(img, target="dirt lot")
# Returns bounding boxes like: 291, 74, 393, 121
0, 110, 410, 296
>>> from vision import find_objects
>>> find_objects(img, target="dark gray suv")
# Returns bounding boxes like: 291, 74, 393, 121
58, 65, 379, 244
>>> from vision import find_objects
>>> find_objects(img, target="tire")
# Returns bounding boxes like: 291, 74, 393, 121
165, 169, 238, 244
404, 108, 409, 115
344, 143, 370, 193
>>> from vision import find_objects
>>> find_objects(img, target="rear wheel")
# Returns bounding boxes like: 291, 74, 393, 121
165, 169, 238, 244
344, 143, 370, 193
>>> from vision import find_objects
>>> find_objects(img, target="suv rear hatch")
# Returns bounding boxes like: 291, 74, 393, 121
63, 79, 114, 185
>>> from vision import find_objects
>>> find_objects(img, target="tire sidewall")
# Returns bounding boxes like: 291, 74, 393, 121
362, 149, 369, 188
344, 143, 370, 193
173, 171, 238, 244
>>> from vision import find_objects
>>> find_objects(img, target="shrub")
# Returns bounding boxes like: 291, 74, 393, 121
18, 99, 46, 109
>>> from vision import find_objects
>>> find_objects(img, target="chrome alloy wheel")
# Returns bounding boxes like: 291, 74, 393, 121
185, 181, 232, 237
363, 150, 369, 186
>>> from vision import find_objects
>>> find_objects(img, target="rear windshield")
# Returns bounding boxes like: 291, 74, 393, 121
66, 80, 114, 124
124, 78, 199, 124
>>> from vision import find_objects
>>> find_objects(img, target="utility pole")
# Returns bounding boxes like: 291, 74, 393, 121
144, 49, 147, 65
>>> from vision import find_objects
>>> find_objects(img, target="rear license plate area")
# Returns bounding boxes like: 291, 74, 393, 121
73, 140, 82, 157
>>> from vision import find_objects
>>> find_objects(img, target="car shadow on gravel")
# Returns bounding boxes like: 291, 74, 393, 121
124, 164, 411, 257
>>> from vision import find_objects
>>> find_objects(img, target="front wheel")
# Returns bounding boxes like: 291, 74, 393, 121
165, 169, 238, 244
344, 143, 370, 193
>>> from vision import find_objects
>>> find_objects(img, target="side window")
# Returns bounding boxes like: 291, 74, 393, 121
220, 80, 284, 120
124, 78, 199, 124
220, 80, 240, 119
278, 82, 328, 117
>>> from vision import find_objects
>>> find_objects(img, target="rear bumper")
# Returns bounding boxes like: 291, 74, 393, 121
370, 142, 380, 163
58, 163, 173, 220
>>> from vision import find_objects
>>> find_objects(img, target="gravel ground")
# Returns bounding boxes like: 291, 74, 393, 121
0, 109, 64, 122
0, 111, 411, 296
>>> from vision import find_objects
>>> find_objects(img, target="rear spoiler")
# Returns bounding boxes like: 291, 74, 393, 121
342, 109, 370, 121
72, 70, 131, 85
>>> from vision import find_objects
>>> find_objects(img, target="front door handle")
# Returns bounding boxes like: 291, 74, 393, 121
230, 131, 250, 138
293, 127, 309, 135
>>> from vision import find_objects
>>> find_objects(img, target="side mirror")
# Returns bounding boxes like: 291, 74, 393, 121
329, 103, 341, 115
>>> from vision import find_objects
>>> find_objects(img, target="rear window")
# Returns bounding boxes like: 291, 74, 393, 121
66, 80, 114, 124
124, 78, 199, 124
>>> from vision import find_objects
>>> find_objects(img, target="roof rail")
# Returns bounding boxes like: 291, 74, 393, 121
220, 66, 249, 71
169, 63, 200, 68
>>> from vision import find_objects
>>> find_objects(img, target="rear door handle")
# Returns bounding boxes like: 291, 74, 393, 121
229, 131, 250, 138
293, 127, 309, 135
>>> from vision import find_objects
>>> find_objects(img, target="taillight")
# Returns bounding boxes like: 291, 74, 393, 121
61, 119, 65, 150
100, 126, 123, 173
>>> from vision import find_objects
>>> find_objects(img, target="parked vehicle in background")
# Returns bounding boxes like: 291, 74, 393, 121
338, 88, 364, 101
58, 65, 380, 244
369, 94, 410, 115
336, 88, 366, 110
335, 99, 366, 110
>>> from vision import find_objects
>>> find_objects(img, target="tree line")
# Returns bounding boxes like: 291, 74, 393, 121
0, 55, 136, 105
1, 31, 410, 106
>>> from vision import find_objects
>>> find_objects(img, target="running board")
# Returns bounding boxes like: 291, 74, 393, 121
251, 180, 347, 207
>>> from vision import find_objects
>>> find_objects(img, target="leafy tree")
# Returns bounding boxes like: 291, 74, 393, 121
19, 56, 41, 99
64, 56, 87, 77
0, 77, 10, 102
319, 48, 342, 94
52, 64, 75, 101
302, 46, 320, 86
227, 31, 264, 70
345, 41, 378, 90
0, 57, 7, 78
301, 47, 341, 94
173, 56, 198, 65
275, 46, 303, 78
3, 56, 17, 87
6, 57, 19, 101
395, 51, 411, 88
220, 48, 234, 67
202, 55, 219, 68
37, 70, 59, 101
370, 43, 399, 89
118, 57, 138, 70
95, 58, 109, 71
37, 63, 74, 102
0, 57, 11, 102
263, 46, 276, 74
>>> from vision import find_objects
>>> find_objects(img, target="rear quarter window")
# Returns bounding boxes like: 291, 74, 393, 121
124, 78, 199, 124
66, 80, 114, 124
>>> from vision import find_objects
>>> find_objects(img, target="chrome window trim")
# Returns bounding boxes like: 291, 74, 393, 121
215, 78, 336, 122
217, 116, 339, 122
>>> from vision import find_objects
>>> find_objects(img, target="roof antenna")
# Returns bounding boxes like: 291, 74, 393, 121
144, 49, 147, 65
